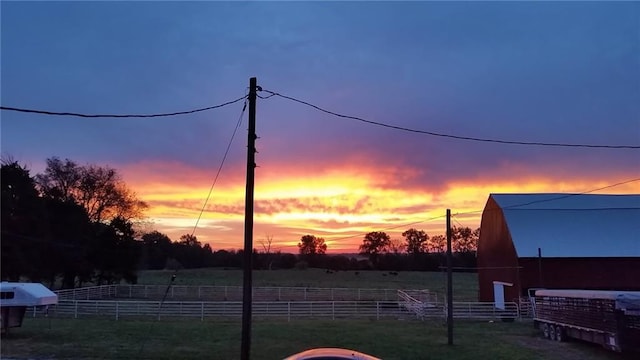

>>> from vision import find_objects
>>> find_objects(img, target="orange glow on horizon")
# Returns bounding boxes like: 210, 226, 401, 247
121, 161, 640, 253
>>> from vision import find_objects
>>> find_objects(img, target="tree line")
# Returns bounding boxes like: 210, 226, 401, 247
296, 227, 478, 271
2, 157, 479, 289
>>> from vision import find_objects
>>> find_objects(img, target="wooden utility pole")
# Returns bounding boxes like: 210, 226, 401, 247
446, 209, 453, 345
241, 77, 258, 360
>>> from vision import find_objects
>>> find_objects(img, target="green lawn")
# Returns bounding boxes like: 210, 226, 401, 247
137, 268, 479, 301
1, 318, 622, 360
2, 270, 623, 359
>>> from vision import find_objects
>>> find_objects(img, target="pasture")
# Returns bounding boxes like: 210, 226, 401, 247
2, 318, 622, 360
137, 268, 478, 300
0, 269, 623, 359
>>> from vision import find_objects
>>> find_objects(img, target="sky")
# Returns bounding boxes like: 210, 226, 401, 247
2, 1, 639, 253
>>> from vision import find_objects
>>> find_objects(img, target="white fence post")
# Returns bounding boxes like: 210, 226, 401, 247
201, 302, 204, 321
332, 301, 335, 320
288, 302, 291, 322
74, 301, 78, 319
116, 302, 119, 320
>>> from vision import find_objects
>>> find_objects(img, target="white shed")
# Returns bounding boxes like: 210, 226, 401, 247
1, 282, 58, 333
1, 282, 58, 306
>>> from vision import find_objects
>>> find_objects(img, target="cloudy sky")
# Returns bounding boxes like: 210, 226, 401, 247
2, 1, 639, 253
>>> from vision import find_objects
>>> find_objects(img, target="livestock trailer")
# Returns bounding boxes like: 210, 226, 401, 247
1, 282, 58, 334
532, 289, 640, 353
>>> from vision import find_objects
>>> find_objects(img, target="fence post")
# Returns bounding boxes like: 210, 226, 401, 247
74, 301, 78, 319
377, 302, 380, 320
332, 301, 335, 320
288, 302, 291, 322
116, 302, 119, 321
33, 306, 36, 318
201, 302, 204, 321
331, 288, 334, 301
129, 285, 132, 298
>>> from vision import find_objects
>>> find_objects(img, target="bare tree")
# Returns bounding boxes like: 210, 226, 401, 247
260, 234, 273, 254
389, 238, 406, 254
260, 234, 275, 270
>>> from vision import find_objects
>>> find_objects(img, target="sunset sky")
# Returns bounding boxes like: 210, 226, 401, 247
2, 1, 639, 253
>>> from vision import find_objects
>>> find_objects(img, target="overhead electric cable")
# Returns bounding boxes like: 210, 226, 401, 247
0, 95, 247, 118
190, 98, 248, 237
260, 89, 640, 149
329, 215, 448, 242
450, 177, 640, 219
326, 177, 640, 241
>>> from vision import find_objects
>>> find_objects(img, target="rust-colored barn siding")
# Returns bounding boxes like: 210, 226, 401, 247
477, 196, 521, 302
478, 194, 640, 302
519, 257, 640, 293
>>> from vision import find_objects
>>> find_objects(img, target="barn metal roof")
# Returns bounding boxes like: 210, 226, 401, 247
489, 193, 640, 258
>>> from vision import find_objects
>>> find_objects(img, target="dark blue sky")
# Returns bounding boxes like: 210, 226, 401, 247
2, 1, 639, 249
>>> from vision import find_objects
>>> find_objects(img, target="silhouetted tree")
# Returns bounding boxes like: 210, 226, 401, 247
1, 161, 48, 282
298, 234, 327, 267
298, 234, 327, 256
402, 228, 429, 254
452, 226, 480, 253
35, 157, 147, 223
359, 231, 391, 268
428, 234, 447, 253
141, 231, 173, 270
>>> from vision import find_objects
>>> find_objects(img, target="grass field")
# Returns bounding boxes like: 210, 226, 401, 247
137, 268, 479, 300
1, 269, 626, 359
1, 318, 623, 360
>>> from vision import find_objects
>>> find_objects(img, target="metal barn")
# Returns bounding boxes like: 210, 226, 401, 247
477, 193, 640, 303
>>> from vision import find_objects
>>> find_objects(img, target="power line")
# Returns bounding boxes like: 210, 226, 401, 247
0, 95, 247, 118
329, 215, 448, 243
190, 98, 248, 237
259, 89, 640, 149
328, 177, 640, 241
450, 177, 640, 219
